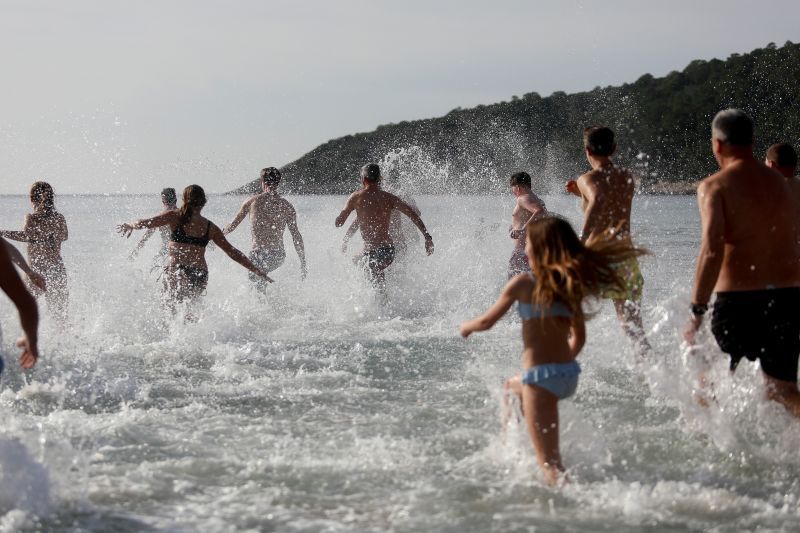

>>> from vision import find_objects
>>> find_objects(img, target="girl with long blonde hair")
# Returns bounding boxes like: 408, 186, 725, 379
460, 217, 645, 485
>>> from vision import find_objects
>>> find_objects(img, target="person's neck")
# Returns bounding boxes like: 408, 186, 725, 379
719, 148, 755, 169
589, 156, 613, 171
363, 181, 381, 190
513, 186, 532, 198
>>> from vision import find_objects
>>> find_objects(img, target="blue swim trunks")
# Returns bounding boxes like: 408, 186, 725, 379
521, 361, 581, 399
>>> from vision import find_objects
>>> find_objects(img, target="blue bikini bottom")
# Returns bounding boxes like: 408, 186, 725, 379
521, 361, 581, 399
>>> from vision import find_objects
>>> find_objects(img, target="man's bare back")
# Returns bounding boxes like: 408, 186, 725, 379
570, 164, 635, 243
248, 194, 296, 251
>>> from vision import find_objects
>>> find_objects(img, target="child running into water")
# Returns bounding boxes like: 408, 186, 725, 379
460, 217, 644, 485
1, 181, 69, 322
117, 185, 273, 320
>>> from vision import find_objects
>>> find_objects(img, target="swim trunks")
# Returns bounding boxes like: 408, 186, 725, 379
521, 361, 581, 399
248, 248, 286, 283
175, 264, 209, 292
508, 247, 530, 279
363, 243, 395, 272
711, 287, 800, 383
600, 257, 644, 301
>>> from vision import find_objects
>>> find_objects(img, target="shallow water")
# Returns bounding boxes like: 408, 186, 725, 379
1, 193, 799, 532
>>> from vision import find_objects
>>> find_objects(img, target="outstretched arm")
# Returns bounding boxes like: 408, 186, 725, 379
223, 199, 251, 235
342, 218, 359, 253
1, 215, 34, 242
460, 280, 517, 337
2, 238, 46, 291
0, 242, 39, 368
210, 225, 274, 282
286, 207, 307, 279
130, 228, 156, 258
394, 197, 434, 255
117, 211, 176, 238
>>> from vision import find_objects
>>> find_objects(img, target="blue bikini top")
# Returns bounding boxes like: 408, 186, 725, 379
517, 300, 573, 320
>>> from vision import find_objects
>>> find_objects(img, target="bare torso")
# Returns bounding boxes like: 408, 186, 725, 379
165, 211, 215, 270
350, 188, 401, 250
511, 191, 546, 249
248, 193, 294, 252
24, 211, 68, 272
706, 161, 800, 291
577, 164, 635, 244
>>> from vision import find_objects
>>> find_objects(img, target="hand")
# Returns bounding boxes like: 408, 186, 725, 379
27, 271, 46, 292
16, 336, 38, 369
116, 223, 134, 238
424, 236, 434, 256
459, 322, 473, 338
565, 180, 580, 196
509, 228, 522, 240
683, 314, 703, 345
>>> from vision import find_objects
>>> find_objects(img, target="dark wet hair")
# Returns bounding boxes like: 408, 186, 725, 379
766, 143, 797, 169
712, 109, 754, 146
30, 181, 55, 213
161, 187, 177, 206
509, 171, 532, 188
583, 126, 615, 156
361, 163, 381, 183
260, 167, 282, 186
178, 185, 207, 225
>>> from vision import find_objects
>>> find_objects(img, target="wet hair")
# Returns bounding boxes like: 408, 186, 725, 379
178, 184, 207, 225
161, 187, 177, 206
29, 181, 55, 213
583, 126, 615, 156
361, 163, 382, 183
260, 167, 282, 186
509, 171, 532, 188
526, 217, 646, 316
766, 143, 797, 170
711, 109, 754, 146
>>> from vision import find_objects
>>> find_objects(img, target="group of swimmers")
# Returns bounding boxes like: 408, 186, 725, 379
2, 108, 800, 485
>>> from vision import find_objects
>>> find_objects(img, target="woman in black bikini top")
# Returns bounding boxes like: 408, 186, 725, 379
118, 184, 272, 320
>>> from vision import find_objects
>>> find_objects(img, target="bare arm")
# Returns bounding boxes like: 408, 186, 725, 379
55, 214, 68, 242
2, 239, 46, 291
684, 181, 725, 343
130, 228, 157, 258
394, 196, 434, 254
460, 280, 517, 337
0, 215, 34, 242
578, 176, 602, 241
0, 242, 39, 368
210, 225, 274, 282
223, 199, 251, 235
335, 194, 357, 227
286, 206, 307, 279
342, 218, 360, 253
117, 211, 176, 238
568, 312, 587, 357
510, 194, 548, 239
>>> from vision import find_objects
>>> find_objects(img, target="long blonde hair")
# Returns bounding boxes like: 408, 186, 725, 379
526, 217, 646, 315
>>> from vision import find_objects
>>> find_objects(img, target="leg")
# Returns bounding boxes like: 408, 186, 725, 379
763, 375, 800, 417
521, 384, 564, 486
502, 375, 523, 429
613, 299, 651, 355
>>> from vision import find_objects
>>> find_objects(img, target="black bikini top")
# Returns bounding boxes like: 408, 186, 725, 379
171, 220, 211, 247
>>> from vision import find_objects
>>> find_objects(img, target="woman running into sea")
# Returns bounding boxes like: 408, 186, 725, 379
1, 181, 69, 322
117, 184, 272, 320
460, 217, 644, 485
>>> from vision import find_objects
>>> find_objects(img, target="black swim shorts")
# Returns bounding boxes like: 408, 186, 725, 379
711, 287, 800, 383
363, 243, 395, 272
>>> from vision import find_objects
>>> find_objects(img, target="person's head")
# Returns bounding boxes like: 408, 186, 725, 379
524, 216, 643, 313
711, 109, 754, 165
260, 167, 282, 191
583, 126, 616, 159
179, 184, 207, 223
361, 163, 382, 185
765, 142, 797, 178
29, 181, 55, 213
509, 171, 532, 196
161, 187, 177, 208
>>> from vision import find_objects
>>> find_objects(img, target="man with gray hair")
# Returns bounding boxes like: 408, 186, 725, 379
335, 163, 434, 289
685, 109, 800, 416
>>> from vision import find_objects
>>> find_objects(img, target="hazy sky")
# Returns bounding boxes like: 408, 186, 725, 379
1, 0, 798, 194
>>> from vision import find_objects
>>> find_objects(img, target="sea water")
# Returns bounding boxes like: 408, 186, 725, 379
0, 194, 799, 532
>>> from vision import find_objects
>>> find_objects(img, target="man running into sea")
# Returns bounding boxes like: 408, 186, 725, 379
566, 126, 649, 352
224, 167, 307, 291
335, 163, 434, 289
685, 110, 800, 417
508, 171, 547, 278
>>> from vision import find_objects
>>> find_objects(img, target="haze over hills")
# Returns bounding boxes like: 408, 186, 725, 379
231, 41, 800, 195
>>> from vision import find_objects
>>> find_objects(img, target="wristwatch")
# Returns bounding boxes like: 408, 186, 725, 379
690, 302, 709, 316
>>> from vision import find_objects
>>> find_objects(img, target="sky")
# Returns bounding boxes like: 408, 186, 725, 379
0, 0, 799, 194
